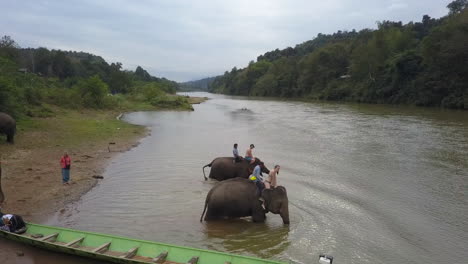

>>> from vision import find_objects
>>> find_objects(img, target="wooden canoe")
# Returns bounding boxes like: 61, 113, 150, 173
0, 222, 287, 264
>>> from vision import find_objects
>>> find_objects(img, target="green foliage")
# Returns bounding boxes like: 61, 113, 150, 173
0, 37, 188, 118
131, 82, 166, 101
127, 81, 191, 109
106, 63, 131, 94
252, 73, 276, 96
0, 75, 18, 115
135, 66, 152, 81
208, 3, 468, 109
74, 75, 109, 108
52, 50, 74, 79
0, 36, 19, 61
150, 95, 192, 110
447, 0, 468, 14
420, 8, 468, 108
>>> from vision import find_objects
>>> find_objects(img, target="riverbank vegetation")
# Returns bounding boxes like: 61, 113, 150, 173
208, 1, 468, 109
0, 39, 186, 220
0, 37, 193, 120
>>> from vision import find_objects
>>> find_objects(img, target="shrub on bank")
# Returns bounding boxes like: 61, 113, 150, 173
150, 95, 192, 110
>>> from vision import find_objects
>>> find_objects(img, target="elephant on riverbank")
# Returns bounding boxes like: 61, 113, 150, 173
200, 178, 289, 224
202, 157, 269, 181
0, 112, 16, 144
0, 162, 4, 204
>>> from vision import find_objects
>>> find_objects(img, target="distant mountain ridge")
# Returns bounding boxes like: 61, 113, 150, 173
178, 77, 216, 91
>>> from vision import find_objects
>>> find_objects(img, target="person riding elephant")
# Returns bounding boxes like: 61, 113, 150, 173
202, 157, 269, 181
0, 112, 16, 144
200, 178, 289, 224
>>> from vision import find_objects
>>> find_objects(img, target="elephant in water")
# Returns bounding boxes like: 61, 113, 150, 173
200, 178, 289, 224
0, 112, 16, 144
202, 157, 269, 181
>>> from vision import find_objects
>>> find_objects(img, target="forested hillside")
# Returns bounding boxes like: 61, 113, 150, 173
178, 77, 216, 91
0, 37, 191, 118
209, 1, 468, 109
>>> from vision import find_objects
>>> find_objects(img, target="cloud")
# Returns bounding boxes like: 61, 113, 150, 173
388, 1, 409, 11
1, 0, 450, 81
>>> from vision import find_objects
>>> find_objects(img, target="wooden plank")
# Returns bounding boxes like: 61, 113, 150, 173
92, 242, 111, 253
40, 233, 59, 242
31, 234, 44, 239
119, 247, 139, 259
152, 251, 168, 263
65, 237, 84, 247
187, 256, 199, 264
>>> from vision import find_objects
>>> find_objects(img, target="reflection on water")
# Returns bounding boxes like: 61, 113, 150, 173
203, 220, 290, 258
48, 92, 468, 264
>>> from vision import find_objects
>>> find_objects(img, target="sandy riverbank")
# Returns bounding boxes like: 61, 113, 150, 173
0, 97, 207, 263
0, 96, 208, 221
0, 110, 147, 223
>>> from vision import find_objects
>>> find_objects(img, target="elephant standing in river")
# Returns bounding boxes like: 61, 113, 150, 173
202, 157, 269, 181
200, 178, 289, 224
0, 112, 16, 144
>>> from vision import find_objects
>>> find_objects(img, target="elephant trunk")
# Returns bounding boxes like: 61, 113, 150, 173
200, 200, 208, 222
280, 202, 289, 225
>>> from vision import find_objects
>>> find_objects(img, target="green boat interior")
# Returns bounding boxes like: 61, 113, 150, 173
0, 223, 285, 264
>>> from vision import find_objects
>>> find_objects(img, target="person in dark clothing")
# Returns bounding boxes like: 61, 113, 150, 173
1, 214, 26, 233
0, 208, 4, 227
232, 143, 242, 163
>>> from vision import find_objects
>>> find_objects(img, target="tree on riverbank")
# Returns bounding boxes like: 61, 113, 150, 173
0, 39, 190, 118
208, 1, 468, 109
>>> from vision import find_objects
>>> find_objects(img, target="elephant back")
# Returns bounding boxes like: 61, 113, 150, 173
0, 112, 16, 134
0, 112, 15, 126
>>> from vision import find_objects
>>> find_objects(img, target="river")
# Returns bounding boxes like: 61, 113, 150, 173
40, 92, 468, 263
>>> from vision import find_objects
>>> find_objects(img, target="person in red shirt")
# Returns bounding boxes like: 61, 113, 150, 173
60, 152, 71, 185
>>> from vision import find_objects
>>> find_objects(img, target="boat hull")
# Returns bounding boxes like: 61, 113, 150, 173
0, 223, 286, 264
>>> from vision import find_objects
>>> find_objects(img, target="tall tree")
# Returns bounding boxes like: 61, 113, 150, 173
447, 0, 468, 14
0, 35, 20, 61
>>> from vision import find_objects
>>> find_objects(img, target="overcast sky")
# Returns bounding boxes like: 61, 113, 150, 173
1, 0, 451, 82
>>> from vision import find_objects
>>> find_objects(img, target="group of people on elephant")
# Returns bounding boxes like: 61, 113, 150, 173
201, 143, 289, 224
232, 143, 255, 163
233, 142, 280, 192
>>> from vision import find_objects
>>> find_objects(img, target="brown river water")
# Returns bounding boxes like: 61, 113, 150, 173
2, 92, 468, 264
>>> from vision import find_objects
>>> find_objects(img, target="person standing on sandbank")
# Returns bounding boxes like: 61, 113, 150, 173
60, 152, 71, 185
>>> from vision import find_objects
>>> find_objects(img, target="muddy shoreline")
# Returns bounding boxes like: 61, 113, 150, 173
0, 98, 208, 263
0, 113, 148, 223
0, 111, 148, 263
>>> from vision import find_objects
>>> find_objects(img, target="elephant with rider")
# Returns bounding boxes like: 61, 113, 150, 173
200, 178, 289, 224
202, 157, 269, 181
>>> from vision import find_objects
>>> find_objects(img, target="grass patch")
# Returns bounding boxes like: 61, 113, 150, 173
2, 94, 200, 152
6, 107, 143, 151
